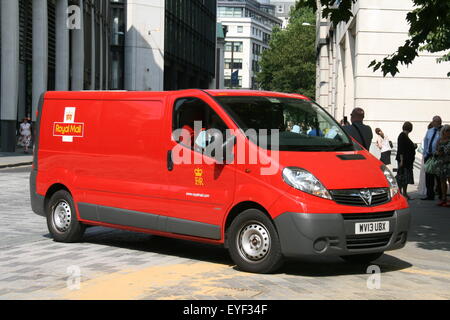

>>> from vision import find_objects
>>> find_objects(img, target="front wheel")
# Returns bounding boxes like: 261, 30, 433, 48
46, 190, 86, 243
227, 209, 284, 274
341, 252, 384, 264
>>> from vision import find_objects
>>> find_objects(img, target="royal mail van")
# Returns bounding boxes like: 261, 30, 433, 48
30, 90, 410, 273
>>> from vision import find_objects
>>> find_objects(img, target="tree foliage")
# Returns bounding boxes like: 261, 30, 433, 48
256, 7, 316, 99
297, 0, 450, 76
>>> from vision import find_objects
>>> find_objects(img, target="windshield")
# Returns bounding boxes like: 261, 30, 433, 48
216, 96, 354, 152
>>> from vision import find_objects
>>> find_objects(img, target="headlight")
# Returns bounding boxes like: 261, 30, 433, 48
381, 165, 399, 198
282, 167, 332, 200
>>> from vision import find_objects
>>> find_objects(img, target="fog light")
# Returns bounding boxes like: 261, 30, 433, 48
396, 232, 407, 244
313, 238, 329, 253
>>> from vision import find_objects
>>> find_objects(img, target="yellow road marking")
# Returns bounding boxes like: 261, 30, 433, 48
60, 261, 450, 300
399, 267, 450, 279
63, 262, 256, 300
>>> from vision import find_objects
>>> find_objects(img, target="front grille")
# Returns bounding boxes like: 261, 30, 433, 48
330, 188, 390, 207
346, 233, 392, 250
342, 211, 395, 220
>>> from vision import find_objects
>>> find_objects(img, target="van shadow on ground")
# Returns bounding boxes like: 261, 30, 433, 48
48, 226, 413, 277
407, 191, 450, 252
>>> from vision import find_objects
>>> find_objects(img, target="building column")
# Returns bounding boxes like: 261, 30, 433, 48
99, 4, 104, 90
32, 0, 48, 122
71, 0, 84, 90
125, 0, 165, 91
90, 5, 96, 90
104, 1, 110, 90
55, 0, 70, 91
0, 0, 20, 151
105, 22, 109, 90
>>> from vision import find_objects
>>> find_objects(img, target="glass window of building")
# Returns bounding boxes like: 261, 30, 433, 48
110, 0, 126, 89
224, 58, 243, 70
218, 6, 244, 17
111, 7, 125, 46
224, 76, 243, 88
225, 41, 243, 53
252, 43, 261, 55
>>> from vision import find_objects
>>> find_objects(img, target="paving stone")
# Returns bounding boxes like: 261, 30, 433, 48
2, 167, 450, 299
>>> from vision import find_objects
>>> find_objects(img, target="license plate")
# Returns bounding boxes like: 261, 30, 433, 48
355, 221, 390, 235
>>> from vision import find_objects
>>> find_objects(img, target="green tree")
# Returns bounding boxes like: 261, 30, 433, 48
297, 0, 450, 76
256, 7, 316, 99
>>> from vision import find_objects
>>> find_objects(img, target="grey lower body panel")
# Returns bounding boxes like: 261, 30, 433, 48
78, 203, 221, 240
29, 169, 45, 217
274, 209, 411, 258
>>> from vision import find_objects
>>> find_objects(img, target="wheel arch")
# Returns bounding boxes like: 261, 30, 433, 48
44, 183, 72, 211
223, 201, 273, 247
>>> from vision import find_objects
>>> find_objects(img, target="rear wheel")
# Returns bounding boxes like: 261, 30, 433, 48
341, 252, 384, 264
227, 209, 284, 274
46, 190, 86, 243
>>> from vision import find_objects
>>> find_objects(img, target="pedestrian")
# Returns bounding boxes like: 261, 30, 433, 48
375, 128, 392, 166
434, 124, 450, 207
418, 121, 434, 196
396, 121, 417, 200
340, 117, 349, 126
19, 118, 32, 154
343, 108, 373, 150
422, 116, 443, 201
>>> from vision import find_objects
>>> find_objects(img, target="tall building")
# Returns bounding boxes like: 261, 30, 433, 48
217, 0, 282, 89
0, 0, 111, 152
0, 0, 218, 152
211, 22, 227, 89
116, 0, 217, 91
270, 0, 296, 28
315, 0, 450, 146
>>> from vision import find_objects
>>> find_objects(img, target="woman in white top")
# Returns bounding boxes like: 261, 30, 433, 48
375, 128, 392, 165
19, 118, 32, 153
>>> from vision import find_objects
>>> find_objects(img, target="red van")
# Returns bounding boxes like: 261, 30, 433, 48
30, 90, 410, 273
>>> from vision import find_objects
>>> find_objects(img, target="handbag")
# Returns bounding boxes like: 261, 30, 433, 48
424, 157, 439, 175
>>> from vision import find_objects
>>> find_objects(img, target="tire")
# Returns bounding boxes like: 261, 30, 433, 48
227, 209, 284, 274
341, 252, 384, 264
46, 190, 86, 243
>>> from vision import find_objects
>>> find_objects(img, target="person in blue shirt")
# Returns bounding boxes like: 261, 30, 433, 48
308, 127, 323, 137
422, 115, 443, 200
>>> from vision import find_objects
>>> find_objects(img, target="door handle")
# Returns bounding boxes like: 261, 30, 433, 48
167, 150, 174, 171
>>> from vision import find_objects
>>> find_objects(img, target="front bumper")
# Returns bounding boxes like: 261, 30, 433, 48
273, 209, 410, 258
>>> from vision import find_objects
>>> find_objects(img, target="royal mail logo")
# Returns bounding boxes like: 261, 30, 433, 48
53, 123, 84, 137
53, 107, 84, 142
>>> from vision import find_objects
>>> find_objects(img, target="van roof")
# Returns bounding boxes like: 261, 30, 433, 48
44, 89, 310, 101
205, 90, 310, 100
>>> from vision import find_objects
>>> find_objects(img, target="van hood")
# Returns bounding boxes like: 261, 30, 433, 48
278, 151, 389, 190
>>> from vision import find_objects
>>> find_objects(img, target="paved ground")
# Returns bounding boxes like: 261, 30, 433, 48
0, 149, 33, 169
1, 166, 450, 300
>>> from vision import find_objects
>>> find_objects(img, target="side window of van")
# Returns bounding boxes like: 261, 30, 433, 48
173, 98, 228, 151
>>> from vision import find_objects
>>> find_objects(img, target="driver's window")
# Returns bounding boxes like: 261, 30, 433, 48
173, 98, 227, 151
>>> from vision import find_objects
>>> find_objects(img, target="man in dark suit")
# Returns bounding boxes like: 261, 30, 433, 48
343, 107, 373, 151
422, 116, 443, 200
